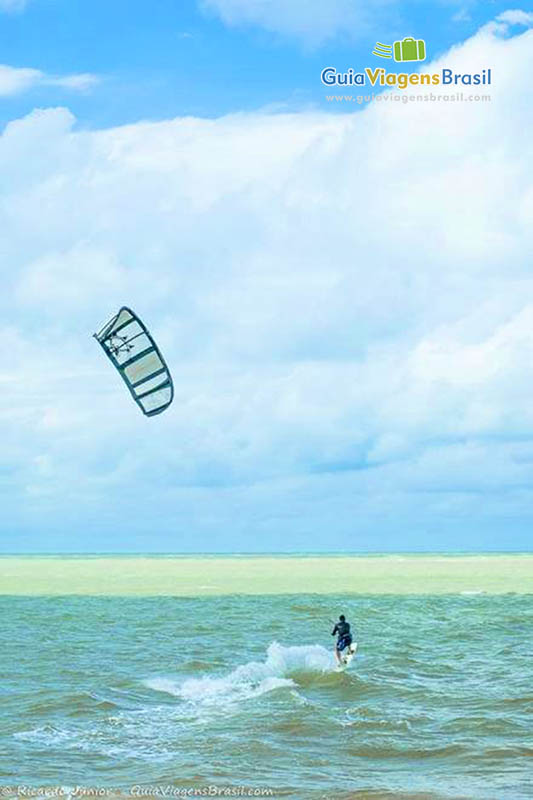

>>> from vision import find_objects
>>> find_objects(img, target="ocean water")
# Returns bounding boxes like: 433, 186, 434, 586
1, 591, 532, 799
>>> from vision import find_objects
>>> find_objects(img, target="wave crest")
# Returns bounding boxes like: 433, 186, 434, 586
145, 642, 336, 707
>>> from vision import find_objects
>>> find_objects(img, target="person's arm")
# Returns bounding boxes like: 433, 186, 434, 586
331, 624, 338, 636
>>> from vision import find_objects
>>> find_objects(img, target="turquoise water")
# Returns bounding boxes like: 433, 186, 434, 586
2, 594, 532, 799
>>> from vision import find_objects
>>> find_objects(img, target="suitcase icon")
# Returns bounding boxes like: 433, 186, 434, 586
393, 37, 426, 62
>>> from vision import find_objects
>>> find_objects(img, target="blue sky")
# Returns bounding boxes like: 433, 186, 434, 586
1, 2, 533, 552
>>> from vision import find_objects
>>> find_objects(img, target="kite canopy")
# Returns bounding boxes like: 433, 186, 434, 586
94, 306, 174, 417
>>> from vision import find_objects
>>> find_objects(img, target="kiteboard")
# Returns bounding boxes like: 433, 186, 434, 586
336, 642, 358, 671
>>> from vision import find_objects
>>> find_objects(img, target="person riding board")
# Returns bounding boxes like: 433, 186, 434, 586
331, 614, 352, 665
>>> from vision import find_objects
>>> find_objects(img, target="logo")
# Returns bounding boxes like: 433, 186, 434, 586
321, 33, 492, 91
372, 42, 392, 59
373, 36, 426, 62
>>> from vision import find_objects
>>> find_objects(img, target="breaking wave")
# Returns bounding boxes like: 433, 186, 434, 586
145, 642, 336, 706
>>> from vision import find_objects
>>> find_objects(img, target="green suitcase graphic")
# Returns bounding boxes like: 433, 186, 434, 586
393, 37, 426, 62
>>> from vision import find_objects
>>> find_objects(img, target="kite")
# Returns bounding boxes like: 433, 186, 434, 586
94, 306, 174, 417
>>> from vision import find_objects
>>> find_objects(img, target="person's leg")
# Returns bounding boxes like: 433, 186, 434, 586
334, 642, 341, 665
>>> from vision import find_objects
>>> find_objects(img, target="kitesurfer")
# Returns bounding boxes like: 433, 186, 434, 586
331, 614, 352, 665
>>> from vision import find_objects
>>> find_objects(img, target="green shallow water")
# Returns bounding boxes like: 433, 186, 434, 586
1, 593, 532, 799
1, 554, 532, 594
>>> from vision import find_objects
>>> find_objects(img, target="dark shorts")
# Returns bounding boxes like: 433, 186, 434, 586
337, 634, 352, 652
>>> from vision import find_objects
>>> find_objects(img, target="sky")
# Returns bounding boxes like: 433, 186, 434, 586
1, 1, 533, 553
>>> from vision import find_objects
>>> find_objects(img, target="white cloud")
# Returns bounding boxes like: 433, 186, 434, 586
452, 9, 472, 23
200, 0, 375, 46
52, 73, 100, 91
200, 0, 529, 46
496, 9, 533, 27
1, 17, 533, 549
0, 66, 42, 96
0, 64, 99, 97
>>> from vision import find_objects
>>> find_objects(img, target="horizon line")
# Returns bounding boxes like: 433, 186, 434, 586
1, 550, 532, 557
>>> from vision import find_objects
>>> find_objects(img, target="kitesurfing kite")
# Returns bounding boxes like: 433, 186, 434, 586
94, 306, 174, 417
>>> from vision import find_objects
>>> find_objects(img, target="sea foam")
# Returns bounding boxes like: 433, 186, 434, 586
145, 642, 335, 707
